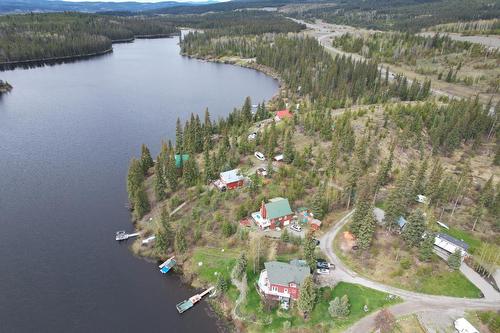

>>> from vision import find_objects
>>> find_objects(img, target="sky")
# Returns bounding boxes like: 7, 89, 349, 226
63, 0, 217, 2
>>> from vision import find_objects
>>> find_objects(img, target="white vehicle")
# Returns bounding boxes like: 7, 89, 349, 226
316, 268, 330, 275
257, 167, 268, 177
254, 151, 265, 161
454, 318, 479, 333
290, 224, 302, 232
248, 132, 257, 140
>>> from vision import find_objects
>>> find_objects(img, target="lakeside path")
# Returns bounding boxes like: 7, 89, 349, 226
318, 210, 500, 332
293, 19, 499, 105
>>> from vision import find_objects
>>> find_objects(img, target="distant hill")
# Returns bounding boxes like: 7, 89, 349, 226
0, 0, 219, 14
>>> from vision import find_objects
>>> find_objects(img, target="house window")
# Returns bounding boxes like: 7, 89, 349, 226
284, 288, 288, 294
272, 286, 277, 292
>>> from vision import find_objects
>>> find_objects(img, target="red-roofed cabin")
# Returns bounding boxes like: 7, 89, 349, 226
275, 109, 293, 122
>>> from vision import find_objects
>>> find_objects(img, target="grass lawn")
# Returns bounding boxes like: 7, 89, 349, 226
416, 268, 482, 298
444, 227, 483, 254
241, 278, 401, 333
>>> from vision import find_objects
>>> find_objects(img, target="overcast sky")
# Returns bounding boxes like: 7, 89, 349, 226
63, 0, 217, 2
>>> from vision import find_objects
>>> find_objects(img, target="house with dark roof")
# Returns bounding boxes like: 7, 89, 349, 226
252, 197, 294, 229
257, 260, 310, 301
434, 233, 469, 260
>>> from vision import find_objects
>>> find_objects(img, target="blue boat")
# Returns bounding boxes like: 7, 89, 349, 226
159, 256, 176, 274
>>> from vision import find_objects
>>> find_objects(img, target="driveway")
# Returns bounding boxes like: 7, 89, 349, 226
319, 210, 500, 332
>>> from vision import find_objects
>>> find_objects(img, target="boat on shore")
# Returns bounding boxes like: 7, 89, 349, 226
176, 287, 214, 314
115, 230, 140, 241
159, 256, 176, 274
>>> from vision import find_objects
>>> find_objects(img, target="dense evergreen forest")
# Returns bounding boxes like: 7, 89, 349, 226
0, 13, 178, 65
181, 32, 430, 106
286, 0, 500, 32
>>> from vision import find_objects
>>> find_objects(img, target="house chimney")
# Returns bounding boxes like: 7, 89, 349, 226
261, 201, 267, 219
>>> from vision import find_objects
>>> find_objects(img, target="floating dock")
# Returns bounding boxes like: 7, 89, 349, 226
159, 256, 176, 274
176, 287, 214, 314
115, 231, 140, 241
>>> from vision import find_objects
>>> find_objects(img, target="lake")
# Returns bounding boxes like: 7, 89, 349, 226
0, 37, 278, 332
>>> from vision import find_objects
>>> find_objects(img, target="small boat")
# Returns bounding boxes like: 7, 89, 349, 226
159, 256, 176, 274
176, 299, 194, 314
176, 287, 214, 314
115, 231, 140, 241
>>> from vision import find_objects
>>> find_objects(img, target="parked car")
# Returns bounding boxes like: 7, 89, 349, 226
316, 268, 330, 275
316, 261, 329, 269
290, 224, 302, 232
313, 238, 320, 246
254, 151, 265, 161
248, 132, 257, 140
257, 167, 268, 177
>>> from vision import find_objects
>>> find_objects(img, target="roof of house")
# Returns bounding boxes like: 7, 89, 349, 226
265, 198, 293, 220
174, 154, 189, 168
220, 169, 244, 184
264, 261, 309, 287
436, 233, 469, 251
275, 109, 293, 119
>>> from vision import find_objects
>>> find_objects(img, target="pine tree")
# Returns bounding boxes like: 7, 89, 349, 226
328, 140, 339, 177
303, 233, 317, 270
376, 143, 395, 189
140, 144, 154, 174
133, 183, 150, 219
426, 160, 444, 206
447, 249, 462, 270
283, 130, 295, 163
127, 158, 144, 205
203, 143, 214, 183
479, 176, 495, 209
311, 191, 324, 219
413, 158, 428, 196
216, 274, 228, 293
357, 212, 376, 250
154, 162, 167, 201
402, 209, 426, 247
351, 181, 373, 236
174, 225, 187, 254
328, 295, 350, 318
175, 118, 183, 154
297, 276, 316, 318
183, 157, 199, 187
419, 232, 435, 261
165, 150, 178, 191
242, 96, 252, 122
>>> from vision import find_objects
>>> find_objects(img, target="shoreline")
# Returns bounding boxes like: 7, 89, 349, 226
0, 32, 180, 71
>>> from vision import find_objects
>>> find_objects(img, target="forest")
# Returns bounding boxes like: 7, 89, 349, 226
0, 13, 178, 65
286, 0, 500, 32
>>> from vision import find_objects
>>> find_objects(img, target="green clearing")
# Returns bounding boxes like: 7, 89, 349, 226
415, 268, 482, 298
444, 227, 483, 254
240, 279, 401, 333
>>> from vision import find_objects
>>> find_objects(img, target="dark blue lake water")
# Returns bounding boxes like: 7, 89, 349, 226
0, 37, 278, 332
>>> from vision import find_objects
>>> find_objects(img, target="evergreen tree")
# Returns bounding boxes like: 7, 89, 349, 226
174, 225, 187, 254
232, 253, 248, 280
297, 276, 316, 318
357, 212, 376, 250
127, 158, 144, 205
419, 231, 434, 261
351, 181, 373, 236
216, 274, 228, 293
283, 130, 295, 163
479, 176, 495, 209
175, 118, 183, 154
203, 142, 214, 183
402, 209, 426, 247
311, 190, 324, 219
447, 249, 462, 270
133, 183, 150, 219
413, 158, 429, 196
242, 96, 252, 122
376, 143, 395, 189
303, 233, 317, 270
140, 144, 154, 174
328, 295, 350, 318
426, 160, 444, 206
183, 157, 200, 187
328, 140, 339, 177
165, 150, 178, 191
153, 162, 167, 201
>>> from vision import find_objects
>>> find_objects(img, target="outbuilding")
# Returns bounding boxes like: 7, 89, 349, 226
215, 169, 245, 191
434, 233, 469, 260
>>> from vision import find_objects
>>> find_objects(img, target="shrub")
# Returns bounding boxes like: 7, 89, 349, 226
400, 257, 411, 270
